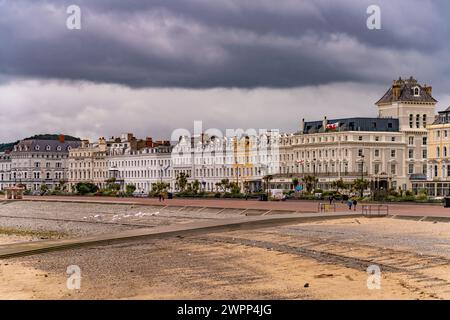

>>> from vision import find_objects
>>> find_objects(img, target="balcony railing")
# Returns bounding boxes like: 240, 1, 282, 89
271, 171, 369, 178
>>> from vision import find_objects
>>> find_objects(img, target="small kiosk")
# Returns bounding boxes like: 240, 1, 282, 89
4, 186, 25, 200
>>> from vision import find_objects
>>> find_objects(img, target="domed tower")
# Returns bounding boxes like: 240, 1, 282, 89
375, 76, 437, 132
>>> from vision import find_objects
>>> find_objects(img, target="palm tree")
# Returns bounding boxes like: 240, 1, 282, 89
175, 172, 189, 192
331, 178, 346, 193
302, 175, 318, 193
353, 178, 369, 197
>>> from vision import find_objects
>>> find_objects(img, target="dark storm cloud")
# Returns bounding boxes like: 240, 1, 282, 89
1, 0, 450, 88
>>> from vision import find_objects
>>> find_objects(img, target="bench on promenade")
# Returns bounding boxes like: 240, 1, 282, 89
361, 204, 389, 217
318, 203, 336, 213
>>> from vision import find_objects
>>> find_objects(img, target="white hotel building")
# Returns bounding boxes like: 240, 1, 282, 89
171, 132, 280, 192
64, 77, 437, 194
108, 144, 173, 193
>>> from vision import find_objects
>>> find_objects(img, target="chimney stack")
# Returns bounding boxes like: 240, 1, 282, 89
322, 116, 328, 131
392, 79, 402, 100
146, 137, 153, 148
300, 118, 305, 133
81, 139, 89, 148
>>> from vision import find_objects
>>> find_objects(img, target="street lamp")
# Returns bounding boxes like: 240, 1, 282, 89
360, 155, 365, 197
258, 164, 269, 200
313, 158, 317, 191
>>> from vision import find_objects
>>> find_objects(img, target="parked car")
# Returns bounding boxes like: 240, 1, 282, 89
132, 191, 147, 198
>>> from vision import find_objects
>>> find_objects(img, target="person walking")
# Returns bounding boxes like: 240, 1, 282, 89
352, 199, 358, 211
347, 199, 353, 210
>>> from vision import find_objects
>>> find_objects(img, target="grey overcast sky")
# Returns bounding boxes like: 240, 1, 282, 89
1, 0, 450, 142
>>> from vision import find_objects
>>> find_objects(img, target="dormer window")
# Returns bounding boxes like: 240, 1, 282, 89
413, 86, 420, 97
46, 145, 51, 151
35, 145, 40, 151
57, 146, 62, 151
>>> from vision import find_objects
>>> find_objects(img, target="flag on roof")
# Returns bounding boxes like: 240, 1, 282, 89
326, 122, 339, 131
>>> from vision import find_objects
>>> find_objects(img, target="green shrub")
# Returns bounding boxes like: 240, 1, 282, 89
401, 195, 415, 202
125, 184, 136, 197
299, 194, 316, 200
75, 182, 98, 195
386, 195, 399, 202
415, 193, 428, 202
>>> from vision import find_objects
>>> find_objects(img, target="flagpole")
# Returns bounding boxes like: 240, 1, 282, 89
338, 124, 341, 179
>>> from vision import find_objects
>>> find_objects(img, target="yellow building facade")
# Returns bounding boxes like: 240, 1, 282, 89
68, 138, 109, 192
427, 107, 450, 181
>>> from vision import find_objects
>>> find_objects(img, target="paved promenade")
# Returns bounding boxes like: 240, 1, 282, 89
22, 195, 450, 217
0, 211, 360, 259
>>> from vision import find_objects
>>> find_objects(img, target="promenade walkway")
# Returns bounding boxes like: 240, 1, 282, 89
22, 195, 450, 217
0, 211, 360, 259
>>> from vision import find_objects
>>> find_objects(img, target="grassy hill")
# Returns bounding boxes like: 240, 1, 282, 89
0, 141, 19, 153
23, 134, 80, 141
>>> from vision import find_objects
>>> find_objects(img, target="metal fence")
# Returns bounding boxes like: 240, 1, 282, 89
361, 204, 389, 217
318, 203, 337, 213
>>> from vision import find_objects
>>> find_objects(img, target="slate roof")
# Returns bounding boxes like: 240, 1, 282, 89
302, 117, 399, 134
376, 77, 437, 105
12, 139, 81, 153
433, 108, 450, 124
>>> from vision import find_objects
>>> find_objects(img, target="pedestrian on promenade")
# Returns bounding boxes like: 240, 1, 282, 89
347, 199, 353, 210
329, 195, 334, 205
352, 199, 358, 211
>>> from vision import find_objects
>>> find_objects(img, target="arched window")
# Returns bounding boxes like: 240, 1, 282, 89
416, 114, 420, 128
413, 86, 420, 96
423, 114, 427, 128
437, 147, 441, 157
445, 147, 448, 158
409, 114, 413, 128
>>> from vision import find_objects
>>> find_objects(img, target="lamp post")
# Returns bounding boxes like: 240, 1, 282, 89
360, 155, 365, 197
258, 164, 269, 200
313, 158, 317, 191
